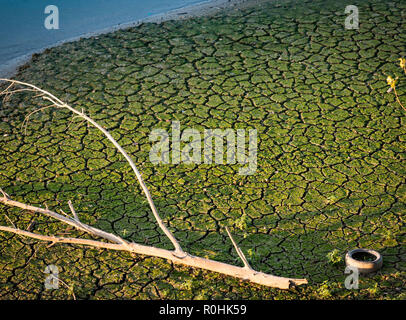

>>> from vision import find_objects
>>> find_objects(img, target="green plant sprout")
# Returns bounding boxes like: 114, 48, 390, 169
326, 249, 342, 265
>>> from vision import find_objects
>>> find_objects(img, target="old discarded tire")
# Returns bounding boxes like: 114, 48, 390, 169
345, 249, 383, 274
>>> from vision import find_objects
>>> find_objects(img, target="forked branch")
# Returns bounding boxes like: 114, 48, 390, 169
0, 79, 307, 289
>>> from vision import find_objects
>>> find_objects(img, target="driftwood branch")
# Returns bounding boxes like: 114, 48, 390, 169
0, 79, 308, 289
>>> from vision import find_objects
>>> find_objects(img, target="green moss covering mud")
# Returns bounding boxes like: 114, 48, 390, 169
0, 0, 405, 299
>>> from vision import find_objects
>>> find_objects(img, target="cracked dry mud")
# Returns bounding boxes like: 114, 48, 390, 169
0, 0, 405, 299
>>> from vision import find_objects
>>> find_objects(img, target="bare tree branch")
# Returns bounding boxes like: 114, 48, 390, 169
0, 196, 128, 247
0, 78, 184, 255
0, 225, 122, 250
0, 79, 308, 290
0, 210, 308, 289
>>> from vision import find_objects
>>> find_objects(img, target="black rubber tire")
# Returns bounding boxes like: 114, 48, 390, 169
345, 248, 383, 274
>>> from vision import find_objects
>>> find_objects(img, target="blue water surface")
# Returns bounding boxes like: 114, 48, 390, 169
0, 0, 207, 69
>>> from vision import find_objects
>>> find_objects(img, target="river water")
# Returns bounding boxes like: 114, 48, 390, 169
0, 0, 208, 76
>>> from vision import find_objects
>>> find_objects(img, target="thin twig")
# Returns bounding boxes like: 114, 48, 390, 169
225, 226, 252, 270
22, 105, 53, 135
48, 274, 77, 300
0, 188, 9, 200
3, 213, 16, 228
393, 87, 406, 112
67, 115, 83, 130
59, 209, 71, 218
0, 82, 14, 96
68, 200, 79, 221
2, 88, 37, 95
